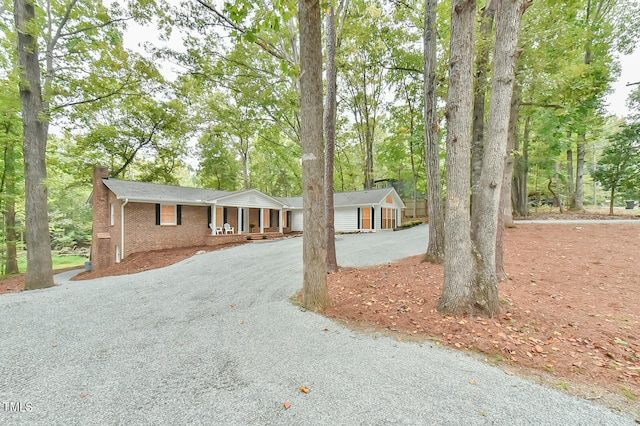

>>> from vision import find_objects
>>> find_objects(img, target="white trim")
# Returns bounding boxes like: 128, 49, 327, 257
121, 199, 129, 260
259, 208, 264, 233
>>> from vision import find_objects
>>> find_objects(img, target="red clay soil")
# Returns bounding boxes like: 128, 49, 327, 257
324, 223, 640, 415
1, 216, 639, 415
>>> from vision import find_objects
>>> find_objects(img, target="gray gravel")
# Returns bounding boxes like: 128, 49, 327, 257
1, 224, 637, 425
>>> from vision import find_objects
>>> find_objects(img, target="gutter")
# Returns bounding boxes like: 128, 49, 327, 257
121, 198, 129, 262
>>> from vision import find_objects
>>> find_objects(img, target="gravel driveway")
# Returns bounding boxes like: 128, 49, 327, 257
0, 225, 636, 425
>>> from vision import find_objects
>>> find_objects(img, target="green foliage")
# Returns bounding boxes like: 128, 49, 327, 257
592, 123, 640, 200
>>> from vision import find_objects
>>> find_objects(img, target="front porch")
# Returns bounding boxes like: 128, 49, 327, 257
204, 231, 286, 247
209, 205, 291, 236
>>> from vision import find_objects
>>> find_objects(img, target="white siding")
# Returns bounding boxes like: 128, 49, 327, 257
216, 190, 283, 209
291, 210, 304, 231
334, 207, 358, 232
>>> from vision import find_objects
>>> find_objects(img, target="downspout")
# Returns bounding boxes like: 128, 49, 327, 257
121, 198, 129, 261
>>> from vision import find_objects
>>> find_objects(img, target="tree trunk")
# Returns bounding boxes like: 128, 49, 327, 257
566, 143, 574, 203
553, 161, 565, 213
496, 83, 521, 281
438, 0, 477, 315
423, 0, 445, 264
502, 83, 521, 229
14, 0, 54, 289
299, 0, 329, 311
512, 115, 529, 216
471, 0, 528, 317
471, 2, 495, 222
570, 135, 586, 210
3, 137, 19, 275
324, 3, 338, 273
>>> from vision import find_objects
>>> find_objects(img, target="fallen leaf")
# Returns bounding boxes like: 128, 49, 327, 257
300, 386, 310, 394
283, 402, 291, 409
80, 393, 88, 398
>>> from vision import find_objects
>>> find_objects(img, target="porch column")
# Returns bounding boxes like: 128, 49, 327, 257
212, 205, 217, 235
278, 209, 283, 233
259, 208, 264, 233
238, 207, 242, 234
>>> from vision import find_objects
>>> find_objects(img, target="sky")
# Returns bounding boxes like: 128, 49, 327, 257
120, 13, 640, 119
604, 50, 639, 117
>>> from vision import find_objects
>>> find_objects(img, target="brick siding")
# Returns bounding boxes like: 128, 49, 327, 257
124, 203, 209, 257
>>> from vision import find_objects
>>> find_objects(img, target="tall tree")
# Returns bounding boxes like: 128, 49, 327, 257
14, 0, 54, 289
339, 0, 388, 189
472, 0, 529, 316
325, 2, 338, 273
471, 1, 496, 220
592, 123, 640, 214
299, 0, 329, 311
438, 0, 477, 315
423, 0, 445, 264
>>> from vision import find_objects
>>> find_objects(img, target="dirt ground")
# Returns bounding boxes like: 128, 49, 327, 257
1, 209, 639, 414
325, 221, 640, 415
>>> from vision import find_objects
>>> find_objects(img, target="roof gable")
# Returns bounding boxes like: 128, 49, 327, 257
212, 189, 287, 208
281, 187, 405, 209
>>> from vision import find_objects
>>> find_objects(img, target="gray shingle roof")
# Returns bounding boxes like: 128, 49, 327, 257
102, 179, 402, 209
279, 188, 400, 208
102, 179, 228, 205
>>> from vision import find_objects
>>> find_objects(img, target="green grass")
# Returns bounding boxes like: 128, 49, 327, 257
16, 255, 88, 272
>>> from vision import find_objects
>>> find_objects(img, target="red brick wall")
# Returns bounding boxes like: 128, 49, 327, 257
123, 203, 210, 257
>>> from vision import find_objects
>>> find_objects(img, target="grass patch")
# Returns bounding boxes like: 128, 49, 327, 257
16, 255, 87, 272
394, 220, 423, 231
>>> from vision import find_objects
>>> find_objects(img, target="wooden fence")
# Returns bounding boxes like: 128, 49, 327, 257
402, 198, 428, 219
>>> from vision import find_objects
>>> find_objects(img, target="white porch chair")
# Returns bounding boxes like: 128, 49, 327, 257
209, 223, 223, 235
223, 223, 235, 234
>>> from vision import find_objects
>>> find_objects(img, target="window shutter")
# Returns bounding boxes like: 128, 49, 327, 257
357, 207, 361, 229
371, 207, 375, 230
207, 206, 212, 225
177, 205, 182, 225
155, 204, 161, 225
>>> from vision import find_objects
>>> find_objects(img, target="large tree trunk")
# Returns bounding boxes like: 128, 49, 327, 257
299, 0, 329, 311
423, 0, 445, 264
471, 0, 528, 317
438, 0, 477, 315
324, 3, 338, 273
471, 2, 495, 221
14, 0, 54, 289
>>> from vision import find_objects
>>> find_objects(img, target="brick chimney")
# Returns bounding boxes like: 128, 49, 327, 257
90, 166, 112, 272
